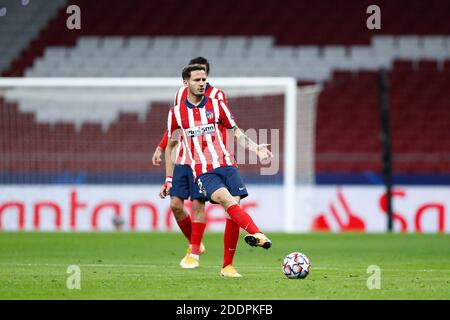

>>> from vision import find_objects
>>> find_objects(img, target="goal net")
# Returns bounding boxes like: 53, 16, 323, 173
0, 78, 320, 232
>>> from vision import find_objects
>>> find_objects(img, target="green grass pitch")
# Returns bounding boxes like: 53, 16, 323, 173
0, 232, 449, 299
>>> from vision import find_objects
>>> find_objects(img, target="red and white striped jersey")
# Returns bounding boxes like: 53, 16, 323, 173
158, 83, 227, 150
167, 96, 237, 177
170, 83, 228, 165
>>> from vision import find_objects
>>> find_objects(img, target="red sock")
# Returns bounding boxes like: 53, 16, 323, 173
226, 204, 261, 234
176, 215, 192, 243
191, 222, 206, 255
223, 218, 240, 268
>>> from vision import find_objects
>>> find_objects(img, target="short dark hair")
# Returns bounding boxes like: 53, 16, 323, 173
188, 56, 210, 74
182, 64, 207, 80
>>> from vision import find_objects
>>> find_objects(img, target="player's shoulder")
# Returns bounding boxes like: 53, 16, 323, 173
176, 86, 187, 94
208, 83, 226, 94
172, 97, 189, 111
173, 86, 187, 105
206, 97, 229, 112
169, 103, 179, 112
176, 86, 187, 99
206, 83, 224, 94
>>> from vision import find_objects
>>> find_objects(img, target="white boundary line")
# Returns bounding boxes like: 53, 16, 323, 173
2, 263, 449, 272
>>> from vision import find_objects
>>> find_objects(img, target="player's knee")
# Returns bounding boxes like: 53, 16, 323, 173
191, 200, 206, 222
170, 199, 185, 219
213, 193, 236, 208
191, 200, 205, 214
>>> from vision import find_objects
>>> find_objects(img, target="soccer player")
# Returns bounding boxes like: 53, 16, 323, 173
152, 58, 227, 166
167, 64, 273, 277
156, 57, 228, 267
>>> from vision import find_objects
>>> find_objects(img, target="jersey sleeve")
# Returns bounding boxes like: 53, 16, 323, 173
173, 90, 179, 106
167, 108, 179, 139
158, 130, 169, 150
174, 87, 185, 106
216, 89, 228, 105
218, 100, 236, 129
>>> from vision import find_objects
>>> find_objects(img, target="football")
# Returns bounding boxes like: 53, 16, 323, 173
282, 252, 311, 279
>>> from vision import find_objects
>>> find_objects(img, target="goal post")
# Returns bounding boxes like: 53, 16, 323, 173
0, 77, 318, 232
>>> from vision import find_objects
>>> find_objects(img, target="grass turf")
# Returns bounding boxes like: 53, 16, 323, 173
0, 232, 449, 300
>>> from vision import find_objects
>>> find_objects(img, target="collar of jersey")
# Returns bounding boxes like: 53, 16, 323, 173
184, 95, 208, 109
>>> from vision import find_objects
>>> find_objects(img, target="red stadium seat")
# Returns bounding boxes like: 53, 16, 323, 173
0, 1, 449, 177
315, 59, 450, 174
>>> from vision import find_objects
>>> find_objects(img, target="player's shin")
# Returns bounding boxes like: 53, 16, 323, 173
190, 222, 206, 255
176, 214, 192, 242
226, 204, 261, 234
223, 218, 240, 268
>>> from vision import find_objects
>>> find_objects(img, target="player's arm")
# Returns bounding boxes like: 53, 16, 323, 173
217, 99, 273, 162
159, 138, 177, 199
216, 89, 229, 105
159, 109, 179, 199
234, 127, 273, 162
152, 131, 168, 166
164, 138, 178, 180
153, 84, 183, 166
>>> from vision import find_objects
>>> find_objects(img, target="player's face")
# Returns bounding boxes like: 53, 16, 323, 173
186, 70, 207, 97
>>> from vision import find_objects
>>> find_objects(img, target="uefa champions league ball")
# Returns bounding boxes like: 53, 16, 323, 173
282, 252, 311, 279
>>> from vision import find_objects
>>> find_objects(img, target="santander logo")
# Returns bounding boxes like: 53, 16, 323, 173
378, 189, 445, 233
311, 189, 365, 232
311, 188, 446, 233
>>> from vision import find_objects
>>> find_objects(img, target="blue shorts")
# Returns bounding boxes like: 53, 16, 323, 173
169, 164, 207, 201
196, 166, 248, 204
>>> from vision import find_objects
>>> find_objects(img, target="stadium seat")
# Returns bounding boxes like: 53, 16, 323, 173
0, 0, 449, 180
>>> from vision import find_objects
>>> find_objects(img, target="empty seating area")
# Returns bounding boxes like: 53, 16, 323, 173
0, 0, 66, 75
0, 98, 163, 175
0, 0, 449, 182
316, 60, 450, 174
2, 56, 448, 184
15, 34, 450, 83
3, 0, 450, 77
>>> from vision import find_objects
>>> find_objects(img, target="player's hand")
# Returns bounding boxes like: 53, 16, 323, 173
152, 146, 163, 166
159, 182, 172, 199
256, 144, 273, 163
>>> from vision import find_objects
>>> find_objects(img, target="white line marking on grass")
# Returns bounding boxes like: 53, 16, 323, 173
2, 263, 450, 273
10, 263, 159, 268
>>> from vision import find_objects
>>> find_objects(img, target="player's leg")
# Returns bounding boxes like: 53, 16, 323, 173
221, 196, 241, 277
189, 167, 207, 256
190, 199, 206, 256
169, 196, 191, 240
199, 168, 271, 249
196, 171, 242, 275
180, 199, 206, 268
220, 166, 271, 250
210, 185, 258, 235
211, 187, 271, 277
180, 167, 207, 269
169, 165, 192, 243
211, 187, 271, 247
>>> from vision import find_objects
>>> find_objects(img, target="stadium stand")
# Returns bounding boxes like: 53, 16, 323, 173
13, 34, 450, 80
316, 63, 450, 176
0, 0, 449, 184
0, 0, 66, 76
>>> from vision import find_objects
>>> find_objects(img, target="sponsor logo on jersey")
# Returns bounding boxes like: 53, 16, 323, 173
185, 123, 216, 137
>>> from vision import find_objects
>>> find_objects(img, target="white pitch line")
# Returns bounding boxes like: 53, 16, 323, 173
1, 263, 449, 272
